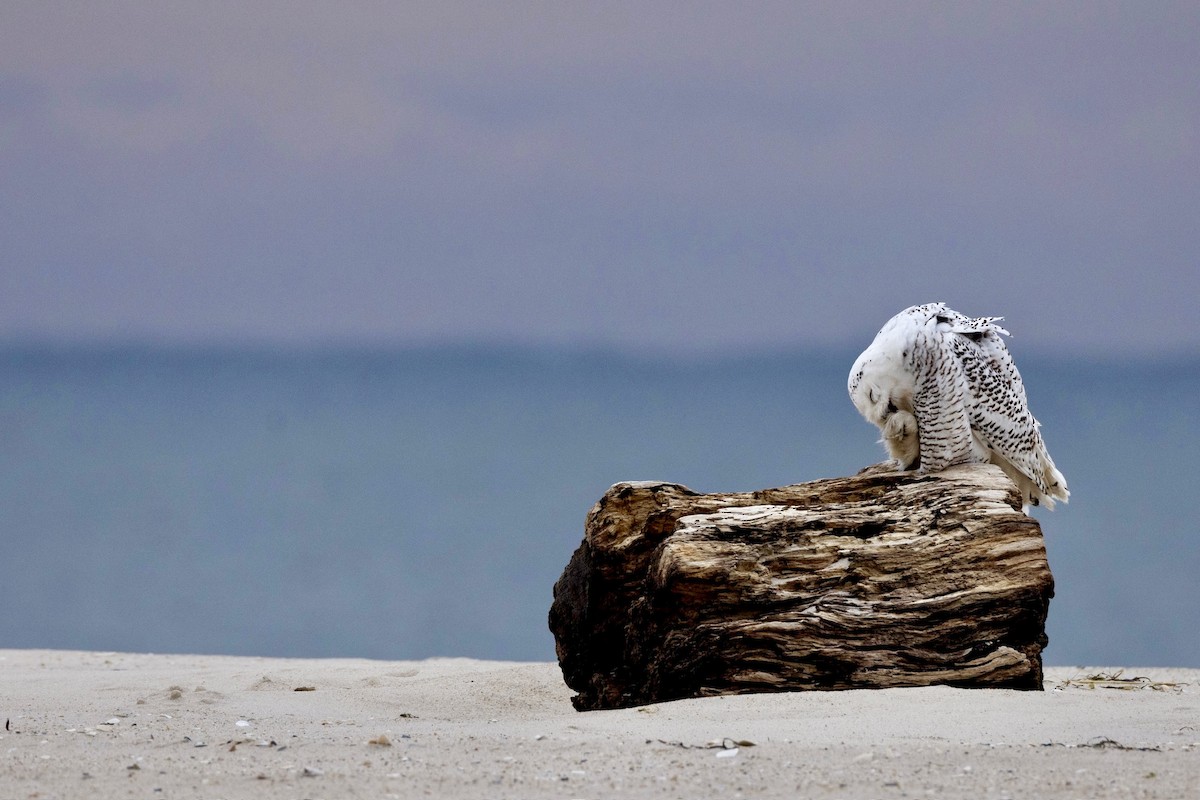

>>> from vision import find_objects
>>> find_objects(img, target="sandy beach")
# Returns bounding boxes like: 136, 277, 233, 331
3, 650, 1197, 799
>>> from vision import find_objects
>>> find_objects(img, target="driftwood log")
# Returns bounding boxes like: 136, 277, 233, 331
549, 463, 1054, 711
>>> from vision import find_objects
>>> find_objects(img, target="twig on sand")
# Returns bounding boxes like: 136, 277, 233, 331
653, 738, 756, 750
1042, 737, 1162, 752
1055, 670, 1185, 693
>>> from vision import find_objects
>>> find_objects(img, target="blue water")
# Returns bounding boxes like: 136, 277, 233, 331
1, 345, 1196, 666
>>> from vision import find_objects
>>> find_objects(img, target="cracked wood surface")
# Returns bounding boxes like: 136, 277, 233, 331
549, 464, 1054, 711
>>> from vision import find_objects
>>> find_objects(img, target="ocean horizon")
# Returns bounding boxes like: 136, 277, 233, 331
2, 343, 1196, 667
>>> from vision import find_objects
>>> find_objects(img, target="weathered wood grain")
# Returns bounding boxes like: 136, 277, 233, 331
549, 464, 1054, 711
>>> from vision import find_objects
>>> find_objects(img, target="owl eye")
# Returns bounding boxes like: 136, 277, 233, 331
868, 389, 878, 404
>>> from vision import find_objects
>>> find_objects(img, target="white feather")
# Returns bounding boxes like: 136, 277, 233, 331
849, 302, 1069, 510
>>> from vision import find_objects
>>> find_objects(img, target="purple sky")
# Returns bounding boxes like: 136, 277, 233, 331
2, 3, 1197, 354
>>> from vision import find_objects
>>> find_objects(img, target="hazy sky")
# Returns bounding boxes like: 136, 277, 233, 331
2, 2, 1197, 355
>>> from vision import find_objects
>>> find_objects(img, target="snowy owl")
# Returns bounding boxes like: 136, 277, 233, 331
848, 302, 1069, 509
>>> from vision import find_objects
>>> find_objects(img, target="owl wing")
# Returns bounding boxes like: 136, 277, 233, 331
911, 329, 976, 472
948, 322, 1048, 493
